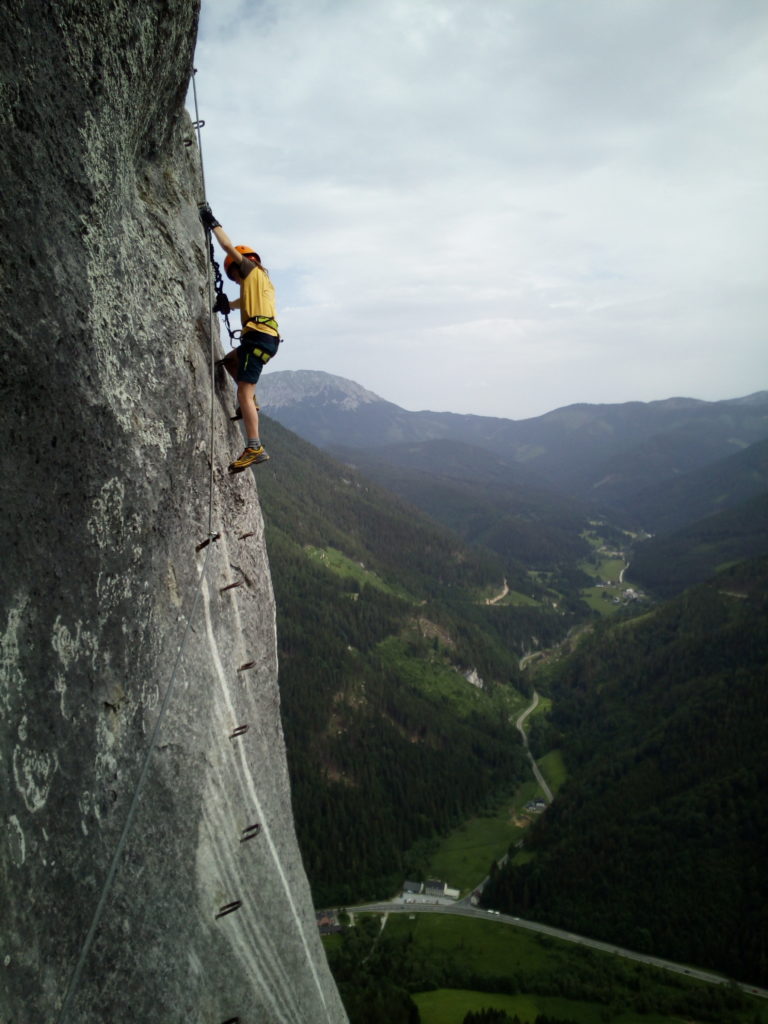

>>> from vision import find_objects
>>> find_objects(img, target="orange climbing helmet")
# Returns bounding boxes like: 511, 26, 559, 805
224, 245, 261, 281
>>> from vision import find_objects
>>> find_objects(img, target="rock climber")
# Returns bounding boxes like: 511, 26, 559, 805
199, 205, 280, 473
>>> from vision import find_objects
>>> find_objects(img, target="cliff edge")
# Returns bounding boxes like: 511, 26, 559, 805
0, 2, 346, 1021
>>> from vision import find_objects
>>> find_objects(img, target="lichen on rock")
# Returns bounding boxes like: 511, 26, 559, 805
0, 2, 346, 1021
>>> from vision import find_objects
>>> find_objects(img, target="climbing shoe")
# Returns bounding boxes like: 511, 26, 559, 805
228, 445, 270, 474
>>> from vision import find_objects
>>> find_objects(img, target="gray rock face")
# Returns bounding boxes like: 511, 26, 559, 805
0, 3, 346, 1021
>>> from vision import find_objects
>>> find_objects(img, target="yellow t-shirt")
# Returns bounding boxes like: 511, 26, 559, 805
240, 261, 278, 337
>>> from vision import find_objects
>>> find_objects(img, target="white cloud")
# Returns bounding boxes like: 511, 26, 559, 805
192, 0, 768, 418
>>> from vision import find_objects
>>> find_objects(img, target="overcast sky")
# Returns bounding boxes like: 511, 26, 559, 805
190, 0, 767, 420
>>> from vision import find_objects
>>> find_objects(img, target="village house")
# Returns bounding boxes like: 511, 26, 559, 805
315, 910, 342, 935
424, 879, 446, 897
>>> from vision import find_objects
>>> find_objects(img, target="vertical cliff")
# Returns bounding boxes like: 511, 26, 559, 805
0, 2, 346, 1021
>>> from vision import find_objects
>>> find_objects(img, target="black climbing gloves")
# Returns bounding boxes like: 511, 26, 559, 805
213, 293, 231, 315
199, 204, 221, 231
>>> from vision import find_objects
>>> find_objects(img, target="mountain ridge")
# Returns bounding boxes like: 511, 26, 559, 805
259, 371, 768, 506
262, 369, 767, 421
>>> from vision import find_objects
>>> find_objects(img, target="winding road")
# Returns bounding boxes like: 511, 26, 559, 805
344, 671, 768, 1002
486, 578, 509, 605
515, 690, 553, 804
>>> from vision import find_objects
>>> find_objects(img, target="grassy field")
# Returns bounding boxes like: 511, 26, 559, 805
581, 584, 624, 615
501, 589, 541, 607
376, 635, 530, 727
424, 810, 523, 893
381, 914, 762, 1024
305, 545, 414, 601
577, 530, 633, 616
376, 636, 497, 719
477, 582, 541, 608
579, 555, 625, 587
595, 555, 626, 581
385, 913, 555, 974
414, 987, 677, 1024
425, 778, 549, 892
537, 749, 567, 794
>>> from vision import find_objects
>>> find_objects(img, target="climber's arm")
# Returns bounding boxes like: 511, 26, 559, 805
199, 206, 246, 269
211, 224, 244, 267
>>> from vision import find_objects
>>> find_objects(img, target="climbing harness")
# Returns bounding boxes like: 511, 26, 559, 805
206, 244, 284, 356
245, 315, 280, 336
241, 333, 278, 378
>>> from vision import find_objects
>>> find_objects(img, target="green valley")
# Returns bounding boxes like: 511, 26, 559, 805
250, 383, 768, 1023
256, 416, 574, 906
324, 909, 764, 1024
482, 557, 768, 987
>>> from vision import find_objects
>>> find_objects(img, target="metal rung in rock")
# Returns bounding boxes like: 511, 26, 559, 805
220, 581, 243, 593
196, 532, 221, 553
215, 900, 242, 920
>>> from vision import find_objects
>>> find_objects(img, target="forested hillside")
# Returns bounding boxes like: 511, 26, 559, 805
482, 557, 768, 985
628, 492, 768, 596
336, 440, 592, 601
256, 416, 575, 904
616, 438, 768, 534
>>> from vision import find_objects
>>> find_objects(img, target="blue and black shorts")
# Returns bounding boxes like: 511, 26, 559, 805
235, 330, 279, 384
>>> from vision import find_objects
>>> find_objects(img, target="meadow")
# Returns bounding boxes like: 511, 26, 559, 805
425, 778, 551, 893
382, 914, 761, 1024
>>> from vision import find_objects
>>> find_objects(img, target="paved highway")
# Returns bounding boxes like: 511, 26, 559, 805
352, 899, 768, 1000
348, 682, 768, 1003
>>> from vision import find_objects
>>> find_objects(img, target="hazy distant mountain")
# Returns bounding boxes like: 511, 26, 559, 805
335, 439, 592, 574
260, 368, 486, 448
259, 369, 385, 413
620, 437, 768, 534
260, 371, 768, 507
573, 401, 768, 508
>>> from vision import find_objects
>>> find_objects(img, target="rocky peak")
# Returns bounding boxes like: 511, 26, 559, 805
261, 369, 386, 411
